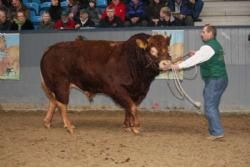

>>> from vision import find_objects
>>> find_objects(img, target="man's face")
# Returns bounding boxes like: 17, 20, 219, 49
200, 26, 213, 42
16, 12, 25, 22
80, 12, 88, 21
0, 11, 7, 24
11, 0, 21, 8
107, 10, 114, 18
51, 0, 59, 6
42, 13, 51, 23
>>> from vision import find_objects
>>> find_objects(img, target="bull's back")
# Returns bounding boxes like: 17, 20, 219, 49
40, 40, 127, 92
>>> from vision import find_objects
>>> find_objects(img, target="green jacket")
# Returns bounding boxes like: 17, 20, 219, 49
200, 38, 228, 80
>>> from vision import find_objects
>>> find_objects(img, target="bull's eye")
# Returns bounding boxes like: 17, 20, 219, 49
150, 47, 158, 57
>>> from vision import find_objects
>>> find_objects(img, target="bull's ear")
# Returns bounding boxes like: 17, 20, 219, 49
136, 39, 147, 49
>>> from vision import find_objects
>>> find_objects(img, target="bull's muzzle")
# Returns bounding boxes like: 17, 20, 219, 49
159, 60, 171, 71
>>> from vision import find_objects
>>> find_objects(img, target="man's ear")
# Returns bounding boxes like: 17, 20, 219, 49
136, 39, 147, 49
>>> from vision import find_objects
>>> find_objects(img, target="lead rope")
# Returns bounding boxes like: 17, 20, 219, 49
167, 52, 201, 109
171, 68, 201, 109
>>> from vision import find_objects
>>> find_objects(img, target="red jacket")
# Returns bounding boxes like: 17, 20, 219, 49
54, 19, 76, 29
101, 2, 126, 21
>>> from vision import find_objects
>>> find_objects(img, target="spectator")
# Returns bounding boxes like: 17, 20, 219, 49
10, 0, 29, 20
99, 7, 123, 27
125, 0, 148, 27
86, 0, 102, 26
147, 0, 166, 26
39, 11, 55, 30
54, 10, 76, 29
78, 0, 89, 9
149, 6, 177, 26
10, 10, 34, 31
49, 0, 63, 22
66, 0, 80, 21
101, 0, 126, 21
168, 0, 194, 26
190, 0, 204, 21
0, 8, 11, 31
75, 9, 95, 28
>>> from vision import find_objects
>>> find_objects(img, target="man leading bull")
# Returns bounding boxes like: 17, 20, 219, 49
168, 24, 228, 140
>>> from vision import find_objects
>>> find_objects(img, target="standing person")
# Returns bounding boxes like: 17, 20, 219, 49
170, 24, 228, 140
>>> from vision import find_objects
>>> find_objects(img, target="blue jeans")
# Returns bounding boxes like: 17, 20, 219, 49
203, 78, 228, 136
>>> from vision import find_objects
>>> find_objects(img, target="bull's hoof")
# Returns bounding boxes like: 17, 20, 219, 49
131, 127, 140, 134
43, 120, 51, 129
123, 127, 132, 132
64, 125, 75, 134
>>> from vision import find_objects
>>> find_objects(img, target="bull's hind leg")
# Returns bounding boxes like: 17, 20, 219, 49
41, 80, 57, 128
43, 99, 57, 128
56, 101, 75, 134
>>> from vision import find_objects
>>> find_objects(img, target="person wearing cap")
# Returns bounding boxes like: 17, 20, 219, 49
54, 10, 76, 29
75, 9, 95, 28
99, 7, 123, 27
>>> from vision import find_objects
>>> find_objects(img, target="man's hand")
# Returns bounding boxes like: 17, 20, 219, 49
189, 50, 196, 56
171, 64, 180, 70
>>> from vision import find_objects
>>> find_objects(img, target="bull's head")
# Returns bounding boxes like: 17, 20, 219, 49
136, 34, 171, 71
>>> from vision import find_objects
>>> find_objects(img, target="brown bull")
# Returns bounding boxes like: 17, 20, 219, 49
40, 33, 171, 134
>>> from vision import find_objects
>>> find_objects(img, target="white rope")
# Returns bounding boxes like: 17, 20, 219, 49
171, 68, 201, 109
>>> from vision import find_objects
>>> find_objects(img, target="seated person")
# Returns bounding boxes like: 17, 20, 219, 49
10, 10, 34, 31
101, 0, 126, 22
49, 0, 63, 22
147, 0, 166, 26
54, 10, 76, 29
86, 0, 102, 26
149, 6, 177, 26
125, 0, 148, 27
168, 0, 194, 26
75, 9, 95, 28
39, 10, 55, 30
0, 8, 11, 30
99, 7, 123, 27
10, 0, 29, 20
190, 0, 204, 21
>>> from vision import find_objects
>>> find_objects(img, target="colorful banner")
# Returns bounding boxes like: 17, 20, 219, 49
0, 33, 20, 80
152, 30, 184, 79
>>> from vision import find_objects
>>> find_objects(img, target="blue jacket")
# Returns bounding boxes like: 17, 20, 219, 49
168, 0, 193, 16
126, 0, 147, 19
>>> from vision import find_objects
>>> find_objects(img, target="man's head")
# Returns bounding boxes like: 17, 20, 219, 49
0, 9, 7, 24
112, 0, 120, 6
79, 9, 88, 21
41, 11, 51, 23
51, 0, 59, 6
200, 24, 217, 42
11, 0, 22, 8
61, 10, 69, 23
106, 7, 115, 18
16, 10, 26, 22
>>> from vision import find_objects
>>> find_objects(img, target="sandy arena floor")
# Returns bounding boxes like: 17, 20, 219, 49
0, 110, 250, 167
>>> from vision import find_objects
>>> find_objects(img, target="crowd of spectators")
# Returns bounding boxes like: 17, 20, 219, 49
0, 0, 204, 31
